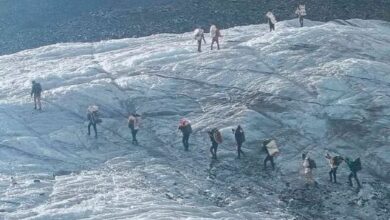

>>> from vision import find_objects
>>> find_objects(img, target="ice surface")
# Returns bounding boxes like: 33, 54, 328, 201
0, 19, 389, 219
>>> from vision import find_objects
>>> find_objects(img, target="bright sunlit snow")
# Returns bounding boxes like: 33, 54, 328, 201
0, 19, 389, 219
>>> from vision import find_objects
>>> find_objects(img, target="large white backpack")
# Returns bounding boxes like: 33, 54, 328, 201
296, 5, 306, 16
210, 25, 217, 38
266, 12, 277, 24
194, 28, 204, 41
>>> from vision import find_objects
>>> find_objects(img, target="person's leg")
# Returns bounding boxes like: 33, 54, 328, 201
210, 145, 215, 158
216, 38, 220, 50
37, 96, 41, 110
88, 122, 92, 135
270, 156, 275, 169
264, 155, 269, 168
198, 40, 202, 52
134, 129, 138, 142
93, 123, 97, 138
329, 169, 333, 182
34, 96, 37, 109
348, 172, 353, 186
211, 39, 215, 50
300, 16, 304, 27
237, 142, 241, 158
214, 144, 218, 159
354, 172, 361, 188
131, 129, 136, 142
333, 168, 337, 183
185, 134, 189, 150
269, 24, 272, 32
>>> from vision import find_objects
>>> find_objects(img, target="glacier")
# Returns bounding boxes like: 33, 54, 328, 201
0, 19, 389, 219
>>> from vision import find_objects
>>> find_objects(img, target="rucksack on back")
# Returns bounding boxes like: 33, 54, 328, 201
36, 83, 42, 93
354, 158, 362, 171
309, 158, 317, 169
333, 156, 344, 166
214, 130, 223, 144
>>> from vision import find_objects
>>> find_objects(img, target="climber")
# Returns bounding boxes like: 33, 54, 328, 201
295, 4, 307, 27
178, 118, 192, 151
302, 152, 318, 187
194, 28, 206, 52
210, 24, 222, 50
345, 157, 362, 188
208, 128, 222, 159
128, 113, 141, 145
31, 80, 42, 110
263, 139, 279, 169
87, 105, 101, 138
325, 153, 344, 183
232, 125, 245, 159
266, 11, 277, 32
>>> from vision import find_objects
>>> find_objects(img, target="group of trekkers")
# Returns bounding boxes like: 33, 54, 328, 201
28, 3, 363, 189
194, 4, 307, 52
178, 119, 363, 189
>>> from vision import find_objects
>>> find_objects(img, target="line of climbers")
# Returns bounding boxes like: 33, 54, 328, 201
181, 118, 363, 189
194, 4, 307, 52
28, 92, 363, 190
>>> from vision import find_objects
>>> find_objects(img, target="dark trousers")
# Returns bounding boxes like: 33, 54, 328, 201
34, 95, 42, 110
299, 16, 304, 27
348, 171, 361, 188
131, 128, 138, 143
264, 155, 275, 169
182, 134, 190, 151
269, 23, 275, 32
329, 167, 338, 183
88, 122, 97, 137
197, 40, 202, 52
237, 142, 245, 158
210, 142, 218, 159
211, 37, 220, 50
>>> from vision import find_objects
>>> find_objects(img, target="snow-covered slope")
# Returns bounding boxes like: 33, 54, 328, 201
0, 19, 389, 219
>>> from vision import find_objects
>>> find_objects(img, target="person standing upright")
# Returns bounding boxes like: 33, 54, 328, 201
210, 25, 222, 50
295, 4, 307, 27
31, 80, 42, 110
178, 118, 192, 151
232, 125, 245, 159
266, 11, 277, 32
194, 28, 206, 52
128, 113, 141, 145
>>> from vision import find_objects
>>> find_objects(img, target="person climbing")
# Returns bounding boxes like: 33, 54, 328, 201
208, 128, 222, 159
295, 4, 307, 27
128, 113, 141, 145
87, 105, 101, 138
178, 118, 192, 151
232, 125, 245, 159
325, 153, 344, 183
266, 11, 277, 32
31, 80, 42, 110
194, 28, 206, 52
263, 139, 279, 169
345, 157, 362, 188
210, 25, 222, 50
302, 153, 318, 186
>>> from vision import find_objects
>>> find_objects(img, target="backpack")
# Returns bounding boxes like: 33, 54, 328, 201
213, 129, 223, 144
333, 156, 344, 166
308, 158, 317, 169
35, 83, 42, 94
128, 116, 135, 129
194, 29, 204, 41
210, 25, 218, 38
354, 158, 362, 172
